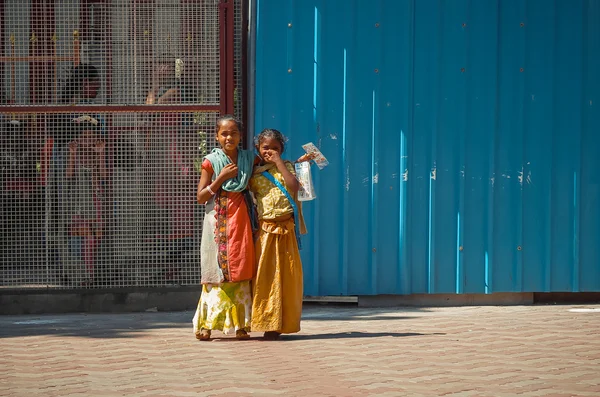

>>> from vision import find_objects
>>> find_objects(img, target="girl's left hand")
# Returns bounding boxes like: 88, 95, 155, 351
296, 152, 316, 163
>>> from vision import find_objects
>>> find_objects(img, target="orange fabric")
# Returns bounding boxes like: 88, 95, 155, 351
202, 159, 255, 283
221, 190, 255, 282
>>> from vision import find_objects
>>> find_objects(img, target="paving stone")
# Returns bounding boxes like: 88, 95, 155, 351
1, 304, 600, 396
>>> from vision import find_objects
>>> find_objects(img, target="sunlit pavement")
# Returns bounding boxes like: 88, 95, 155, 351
2, 304, 599, 396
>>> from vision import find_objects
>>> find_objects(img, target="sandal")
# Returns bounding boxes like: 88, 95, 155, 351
263, 331, 281, 340
235, 329, 250, 340
196, 329, 211, 341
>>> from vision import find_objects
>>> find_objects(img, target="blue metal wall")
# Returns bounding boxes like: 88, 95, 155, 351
253, 0, 600, 296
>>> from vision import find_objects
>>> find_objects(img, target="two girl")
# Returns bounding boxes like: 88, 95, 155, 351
193, 117, 308, 340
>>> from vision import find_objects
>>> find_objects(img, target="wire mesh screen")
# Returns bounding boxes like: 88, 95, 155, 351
233, 0, 242, 119
0, 0, 243, 289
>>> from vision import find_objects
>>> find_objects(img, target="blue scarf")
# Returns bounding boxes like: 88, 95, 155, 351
204, 148, 255, 192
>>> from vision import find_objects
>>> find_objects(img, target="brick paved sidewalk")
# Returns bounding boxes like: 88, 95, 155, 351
1, 304, 599, 396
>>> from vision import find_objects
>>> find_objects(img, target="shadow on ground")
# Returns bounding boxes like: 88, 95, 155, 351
300, 304, 431, 321
199, 331, 444, 343
0, 306, 432, 339
280, 331, 436, 340
0, 311, 193, 339
302, 315, 418, 321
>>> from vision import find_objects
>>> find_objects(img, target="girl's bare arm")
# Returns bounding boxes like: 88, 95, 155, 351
196, 163, 239, 204
274, 158, 299, 193
197, 168, 214, 204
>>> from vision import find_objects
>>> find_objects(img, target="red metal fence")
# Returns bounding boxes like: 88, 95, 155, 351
0, 0, 243, 289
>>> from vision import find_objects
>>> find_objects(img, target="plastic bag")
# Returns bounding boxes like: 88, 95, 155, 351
295, 161, 316, 201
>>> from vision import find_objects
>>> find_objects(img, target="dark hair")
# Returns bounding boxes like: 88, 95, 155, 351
60, 63, 99, 103
255, 128, 286, 153
216, 114, 242, 133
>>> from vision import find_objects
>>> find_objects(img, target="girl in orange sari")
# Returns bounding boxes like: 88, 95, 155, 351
192, 115, 257, 340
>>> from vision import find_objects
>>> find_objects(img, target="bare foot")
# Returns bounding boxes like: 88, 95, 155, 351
196, 329, 211, 341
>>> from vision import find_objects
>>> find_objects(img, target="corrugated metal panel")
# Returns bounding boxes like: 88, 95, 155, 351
254, 0, 600, 296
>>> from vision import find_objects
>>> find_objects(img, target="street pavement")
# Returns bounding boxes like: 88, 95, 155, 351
1, 303, 599, 396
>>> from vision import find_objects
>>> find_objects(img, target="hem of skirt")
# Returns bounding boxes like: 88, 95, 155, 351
195, 325, 251, 335
251, 325, 301, 334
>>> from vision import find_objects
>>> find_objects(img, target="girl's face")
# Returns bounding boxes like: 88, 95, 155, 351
216, 120, 241, 152
257, 136, 283, 162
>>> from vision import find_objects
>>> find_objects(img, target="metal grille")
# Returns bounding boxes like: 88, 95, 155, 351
1, 0, 242, 289
233, 0, 242, 120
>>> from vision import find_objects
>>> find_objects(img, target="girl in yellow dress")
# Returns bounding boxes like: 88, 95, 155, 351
249, 129, 308, 340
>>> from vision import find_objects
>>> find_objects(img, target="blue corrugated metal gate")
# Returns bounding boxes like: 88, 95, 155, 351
253, 0, 600, 296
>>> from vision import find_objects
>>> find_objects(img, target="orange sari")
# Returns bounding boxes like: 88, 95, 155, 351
201, 159, 254, 283
192, 159, 255, 336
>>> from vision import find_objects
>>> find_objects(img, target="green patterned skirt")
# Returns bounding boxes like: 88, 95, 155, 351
192, 281, 252, 336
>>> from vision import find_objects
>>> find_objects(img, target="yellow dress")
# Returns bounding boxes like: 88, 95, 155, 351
192, 281, 252, 335
249, 162, 306, 334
